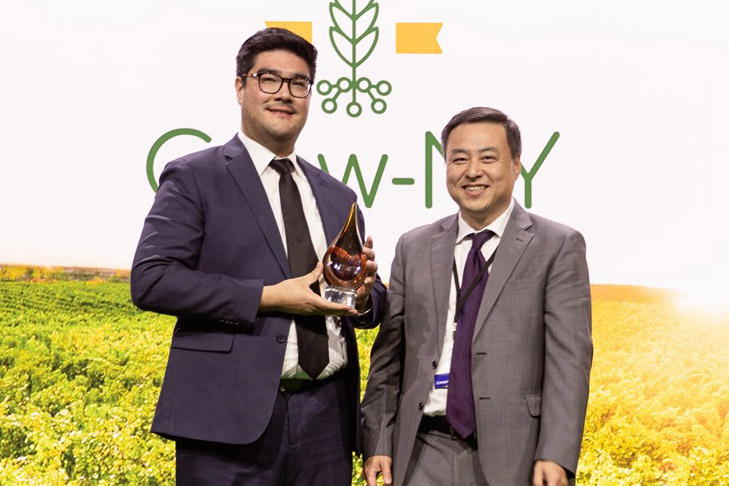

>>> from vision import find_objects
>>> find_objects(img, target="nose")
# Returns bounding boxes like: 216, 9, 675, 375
274, 81, 294, 100
464, 158, 482, 179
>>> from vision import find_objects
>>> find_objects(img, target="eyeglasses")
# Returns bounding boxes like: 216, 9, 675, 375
242, 72, 312, 98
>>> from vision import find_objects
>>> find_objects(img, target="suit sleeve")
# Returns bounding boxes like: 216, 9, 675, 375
130, 160, 263, 325
535, 230, 593, 476
360, 235, 407, 459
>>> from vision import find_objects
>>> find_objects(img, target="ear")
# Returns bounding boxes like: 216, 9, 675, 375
234, 77, 244, 104
513, 156, 522, 180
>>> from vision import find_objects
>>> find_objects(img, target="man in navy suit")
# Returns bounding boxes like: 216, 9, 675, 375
131, 28, 386, 486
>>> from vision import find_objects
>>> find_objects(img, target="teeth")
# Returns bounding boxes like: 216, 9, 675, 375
465, 186, 486, 191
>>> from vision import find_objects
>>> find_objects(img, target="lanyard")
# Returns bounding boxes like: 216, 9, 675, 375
452, 248, 498, 321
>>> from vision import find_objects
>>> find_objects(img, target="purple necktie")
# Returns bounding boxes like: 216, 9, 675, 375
446, 230, 494, 438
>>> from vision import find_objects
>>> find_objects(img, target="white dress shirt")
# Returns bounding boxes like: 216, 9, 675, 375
238, 131, 347, 380
423, 198, 515, 415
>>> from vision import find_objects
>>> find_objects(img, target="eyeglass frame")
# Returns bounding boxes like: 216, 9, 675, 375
240, 71, 313, 98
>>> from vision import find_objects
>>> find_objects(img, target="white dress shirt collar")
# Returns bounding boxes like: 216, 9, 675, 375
456, 198, 515, 244
238, 130, 299, 176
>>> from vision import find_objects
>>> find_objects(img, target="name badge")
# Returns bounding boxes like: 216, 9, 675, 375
434, 373, 449, 389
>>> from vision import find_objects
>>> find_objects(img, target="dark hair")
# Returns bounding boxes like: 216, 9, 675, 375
236, 28, 317, 84
441, 107, 522, 159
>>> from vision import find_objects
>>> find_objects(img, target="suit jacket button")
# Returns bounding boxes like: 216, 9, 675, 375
276, 334, 286, 343
418, 402, 424, 410
431, 361, 437, 369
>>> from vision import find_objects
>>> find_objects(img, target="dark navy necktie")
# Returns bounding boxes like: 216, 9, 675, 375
446, 230, 494, 438
269, 158, 328, 379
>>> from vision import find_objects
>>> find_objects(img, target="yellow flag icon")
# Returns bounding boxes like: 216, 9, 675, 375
264, 21, 313, 43
396, 23, 442, 54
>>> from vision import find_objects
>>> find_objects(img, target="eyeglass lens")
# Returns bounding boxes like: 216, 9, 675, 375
258, 73, 310, 97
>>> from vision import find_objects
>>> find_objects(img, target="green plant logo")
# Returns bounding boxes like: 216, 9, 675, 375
316, 0, 392, 117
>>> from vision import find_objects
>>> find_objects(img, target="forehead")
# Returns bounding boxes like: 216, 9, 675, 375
250, 49, 310, 77
447, 122, 508, 152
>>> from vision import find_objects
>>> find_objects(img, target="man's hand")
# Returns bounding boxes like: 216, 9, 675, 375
355, 236, 379, 313
533, 460, 568, 486
363, 455, 392, 486
260, 263, 358, 316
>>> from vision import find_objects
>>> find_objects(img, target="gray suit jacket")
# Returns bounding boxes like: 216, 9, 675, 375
361, 203, 592, 485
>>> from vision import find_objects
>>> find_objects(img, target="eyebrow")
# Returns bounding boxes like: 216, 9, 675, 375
255, 68, 311, 80
449, 147, 499, 155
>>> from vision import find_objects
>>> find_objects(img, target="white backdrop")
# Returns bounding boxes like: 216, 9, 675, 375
2, 0, 728, 309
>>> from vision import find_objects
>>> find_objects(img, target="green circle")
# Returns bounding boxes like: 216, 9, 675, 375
372, 99, 387, 114
357, 77, 372, 91
376, 80, 392, 96
317, 80, 333, 96
322, 99, 337, 114
146, 128, 211, 192
346, 101, 362, 117
336, 77, 352, 91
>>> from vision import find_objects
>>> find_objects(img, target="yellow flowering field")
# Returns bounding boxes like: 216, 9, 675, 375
1, 282, 727, 485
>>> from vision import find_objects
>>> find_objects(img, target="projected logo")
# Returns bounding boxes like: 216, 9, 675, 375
267, 4, 441, 118
148, 9, 557, 210
315, 0, 391, 117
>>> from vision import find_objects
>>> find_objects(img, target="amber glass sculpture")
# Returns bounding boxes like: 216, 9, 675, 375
322, 203, 368, 307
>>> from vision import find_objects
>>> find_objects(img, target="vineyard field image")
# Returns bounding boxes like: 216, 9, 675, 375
0, 281, 727, 485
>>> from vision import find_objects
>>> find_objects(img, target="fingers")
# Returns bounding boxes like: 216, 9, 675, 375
304, 264, 358, 313
306, 291, 358, 315
362, 237, 375, 264
363, 456, 392, 486
380, 461, 393, 485
364, 469, 378, 486
364, 258, 378, 276
532, 460, 568, 486
279, 265, 358, 315
355, 236, 377, 313
361, 237, 378, 278
363, 457, 378, 486
318, 299, 359, 315
532, 466, 543, 486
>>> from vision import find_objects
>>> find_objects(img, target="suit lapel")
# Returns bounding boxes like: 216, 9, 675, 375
473, 203, 534, 339
298, 156, 342, 246
224, 136, 290, 277
431, 215, 459, 354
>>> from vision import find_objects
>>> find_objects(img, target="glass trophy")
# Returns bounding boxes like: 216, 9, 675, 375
322, 202, 368, 308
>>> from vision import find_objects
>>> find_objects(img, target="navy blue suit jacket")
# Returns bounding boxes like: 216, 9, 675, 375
131, 135, 386, 452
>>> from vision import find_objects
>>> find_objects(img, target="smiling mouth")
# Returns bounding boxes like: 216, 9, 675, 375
464, 185, 488, 192
268, 107, 295, 116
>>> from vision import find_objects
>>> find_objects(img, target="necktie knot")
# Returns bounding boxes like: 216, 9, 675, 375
270, 158, 294, 175
470, 230, 494, 251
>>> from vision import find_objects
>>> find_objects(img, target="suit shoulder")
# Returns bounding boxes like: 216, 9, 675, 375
522, 211, 587, 253
156, 144, 234, 193
163, 144, 227, 172
398, 215, 456, 245
526, 211, 583, 238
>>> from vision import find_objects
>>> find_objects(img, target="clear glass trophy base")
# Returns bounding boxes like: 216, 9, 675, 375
324, 286, 357, 308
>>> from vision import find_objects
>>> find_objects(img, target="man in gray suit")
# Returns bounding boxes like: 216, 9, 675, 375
361, 107, 592, 486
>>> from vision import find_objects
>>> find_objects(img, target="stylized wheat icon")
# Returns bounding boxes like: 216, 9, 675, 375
317, 0, 392, 117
